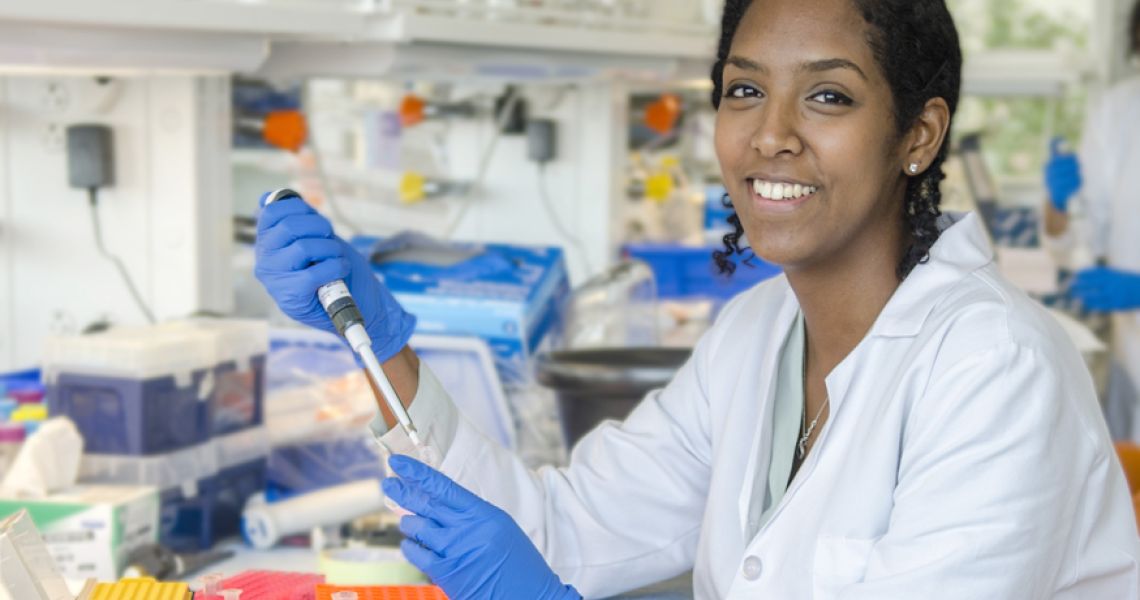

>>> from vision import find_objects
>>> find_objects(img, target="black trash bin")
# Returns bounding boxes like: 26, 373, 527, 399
535, 348, 692, 449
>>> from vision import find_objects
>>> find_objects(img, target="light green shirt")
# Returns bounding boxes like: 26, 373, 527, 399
744, 312, 804, 542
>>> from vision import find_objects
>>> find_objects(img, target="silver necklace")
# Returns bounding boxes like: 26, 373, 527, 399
798, 340, 830, 460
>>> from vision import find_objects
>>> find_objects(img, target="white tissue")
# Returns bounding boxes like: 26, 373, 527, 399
0, 418, 84, 498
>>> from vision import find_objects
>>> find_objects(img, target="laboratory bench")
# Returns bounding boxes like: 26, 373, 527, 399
183, 541, 694, 599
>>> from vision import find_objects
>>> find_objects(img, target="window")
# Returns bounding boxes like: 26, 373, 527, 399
948, 0, 1095, 189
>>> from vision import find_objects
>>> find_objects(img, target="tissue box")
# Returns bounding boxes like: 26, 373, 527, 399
352, 236, 569, 384
0, 486, 159, 581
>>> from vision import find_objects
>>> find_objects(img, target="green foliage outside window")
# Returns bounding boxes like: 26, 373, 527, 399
948, 0, 1090, 184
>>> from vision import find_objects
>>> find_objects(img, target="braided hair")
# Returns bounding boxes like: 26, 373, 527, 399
711, 0, 963, 281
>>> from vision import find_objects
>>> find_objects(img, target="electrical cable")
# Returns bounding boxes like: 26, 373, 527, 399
305, 130, 361, 237
300, 83, 360, 237
536, 162, 594, 276
86, 188, 156, 324
441, 88, 524, 239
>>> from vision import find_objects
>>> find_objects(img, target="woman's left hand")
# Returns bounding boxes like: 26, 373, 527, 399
383, 455, 582, 600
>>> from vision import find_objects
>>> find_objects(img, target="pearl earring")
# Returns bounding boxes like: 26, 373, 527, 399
908, 163, 920, 174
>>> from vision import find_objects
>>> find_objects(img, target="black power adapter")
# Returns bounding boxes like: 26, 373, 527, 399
66, 124, 115, 190
64, 123, 155, 324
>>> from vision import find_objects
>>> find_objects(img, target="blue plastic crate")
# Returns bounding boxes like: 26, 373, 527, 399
49, 370, 213, 455
623, 243, 781, 302
0, 369, 41, 392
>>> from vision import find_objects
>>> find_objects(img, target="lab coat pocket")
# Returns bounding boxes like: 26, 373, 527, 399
812, 534, 879, 599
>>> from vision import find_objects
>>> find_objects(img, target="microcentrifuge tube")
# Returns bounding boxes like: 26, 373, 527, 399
331, 592, 360, 600
416, 437, 442, 468
201, 573, 223, 595
220, 590, 243, 600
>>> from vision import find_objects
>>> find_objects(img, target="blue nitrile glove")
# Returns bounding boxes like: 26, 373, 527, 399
1044, 137, 1082, 213
382, 455, 582, 600
254, 194, 416, 362
1071, 267, 1140, 312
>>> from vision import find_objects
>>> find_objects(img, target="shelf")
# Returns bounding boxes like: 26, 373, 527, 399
0, 0, 717, 79
962, 49, 1091, 97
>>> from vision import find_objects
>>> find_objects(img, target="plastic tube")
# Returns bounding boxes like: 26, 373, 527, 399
242, 480, 386, 550
201, 573, 223, 595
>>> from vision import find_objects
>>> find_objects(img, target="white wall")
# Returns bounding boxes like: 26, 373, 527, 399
0, 75, 233, 372
300, 81, 631, 287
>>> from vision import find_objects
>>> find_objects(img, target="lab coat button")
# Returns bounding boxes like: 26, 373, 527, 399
742, 556, 763, 581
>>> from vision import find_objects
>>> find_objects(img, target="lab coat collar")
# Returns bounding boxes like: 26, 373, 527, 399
740, 213, 993, 543
867, 211, 993, 339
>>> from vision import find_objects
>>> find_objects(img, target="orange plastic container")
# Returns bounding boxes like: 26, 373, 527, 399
315, 584, 448, 600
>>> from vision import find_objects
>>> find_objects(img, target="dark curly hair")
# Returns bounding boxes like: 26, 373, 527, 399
711, 0, 963, 281
1132, 0, 1140, 56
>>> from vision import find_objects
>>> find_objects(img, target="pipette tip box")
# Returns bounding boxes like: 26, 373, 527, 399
84, 578, 191, 600
44, 320, 268, 456
194, 570, 325, 599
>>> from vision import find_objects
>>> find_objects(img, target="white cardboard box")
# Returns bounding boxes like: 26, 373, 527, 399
0, 486, 158, 581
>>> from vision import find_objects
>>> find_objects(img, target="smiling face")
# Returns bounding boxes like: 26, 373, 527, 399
714, 0, 911, 274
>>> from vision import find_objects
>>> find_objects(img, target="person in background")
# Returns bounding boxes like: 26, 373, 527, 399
257, 0, 1140, 598
1044, 0, 1140, 440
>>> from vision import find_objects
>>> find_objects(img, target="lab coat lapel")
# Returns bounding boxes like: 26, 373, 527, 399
735, 213, 992, 539
736, 287, 801, 536
825, 212, 995, 419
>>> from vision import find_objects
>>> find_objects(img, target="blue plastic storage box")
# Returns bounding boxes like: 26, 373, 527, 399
44, 327, 219, 455
623, 243, 781, 302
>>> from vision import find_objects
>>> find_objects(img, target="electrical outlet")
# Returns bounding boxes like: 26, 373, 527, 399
40, 123, 65, 154
40, 81, 70, 114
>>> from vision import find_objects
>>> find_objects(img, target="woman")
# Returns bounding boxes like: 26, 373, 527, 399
255, 0, 1140, 598
1044, 0, 1140, 441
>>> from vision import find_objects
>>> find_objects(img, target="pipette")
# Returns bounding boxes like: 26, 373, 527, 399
263, 188, 425, 450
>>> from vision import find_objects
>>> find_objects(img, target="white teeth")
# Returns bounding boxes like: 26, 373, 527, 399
750, 179, 818, 201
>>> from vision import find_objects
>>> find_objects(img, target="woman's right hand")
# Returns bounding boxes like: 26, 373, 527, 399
254, 194, 416, 362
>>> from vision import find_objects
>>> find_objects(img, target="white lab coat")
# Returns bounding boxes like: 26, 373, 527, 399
396, 212, 1140, 599
1049, 76, 1140, 439
1087, 77, 1140, 441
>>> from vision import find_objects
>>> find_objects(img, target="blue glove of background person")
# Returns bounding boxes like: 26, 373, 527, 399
1044, 137, 1082, 213
382, 455, 582, 600
1070, 267, 1140, 312
254, 194, 416, 362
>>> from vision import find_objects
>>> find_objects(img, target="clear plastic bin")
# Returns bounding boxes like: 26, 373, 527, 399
44, 326, 218, 455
